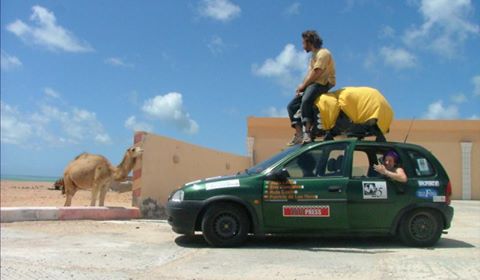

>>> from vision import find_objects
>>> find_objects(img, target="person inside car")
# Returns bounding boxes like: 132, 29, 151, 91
373, 150, 407, 183
297, 152, 316, 177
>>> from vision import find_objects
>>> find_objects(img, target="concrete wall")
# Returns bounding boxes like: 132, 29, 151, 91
132, 132, 250, 217
247, 118, 480, 200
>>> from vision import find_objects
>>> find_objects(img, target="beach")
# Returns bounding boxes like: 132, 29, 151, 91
0, 180, 133, 207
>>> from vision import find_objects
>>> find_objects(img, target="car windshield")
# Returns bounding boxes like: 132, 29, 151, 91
244, 145, 302, 175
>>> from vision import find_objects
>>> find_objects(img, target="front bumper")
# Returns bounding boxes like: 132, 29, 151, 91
166, 200, 204, 235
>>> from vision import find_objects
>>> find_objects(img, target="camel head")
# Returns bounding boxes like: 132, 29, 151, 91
126, 146, 144, 159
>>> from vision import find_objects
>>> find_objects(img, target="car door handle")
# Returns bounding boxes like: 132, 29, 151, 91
328, 185, 343, 192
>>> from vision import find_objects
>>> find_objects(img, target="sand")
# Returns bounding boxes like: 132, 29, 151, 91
0, 180, 133, 207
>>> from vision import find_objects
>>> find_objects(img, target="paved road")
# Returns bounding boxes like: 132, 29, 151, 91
1, 201, 479, 280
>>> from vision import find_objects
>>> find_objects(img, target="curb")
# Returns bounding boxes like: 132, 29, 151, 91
0, 207, 141, 223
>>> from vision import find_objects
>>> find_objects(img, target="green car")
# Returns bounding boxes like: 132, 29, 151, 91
166, 139, 454, 247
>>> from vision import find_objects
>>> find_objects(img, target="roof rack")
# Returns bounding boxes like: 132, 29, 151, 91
345, 131, 376, 141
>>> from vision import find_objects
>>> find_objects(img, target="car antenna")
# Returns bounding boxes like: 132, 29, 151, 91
404, 117, 415, 143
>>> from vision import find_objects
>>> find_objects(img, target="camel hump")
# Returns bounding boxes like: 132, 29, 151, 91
74, 153, 88, 160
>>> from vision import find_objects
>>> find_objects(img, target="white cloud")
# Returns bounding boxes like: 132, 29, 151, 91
422, 100, 459, 119
142, 92, 199, 134
253, 44, 308, 90
0, 95, 111, 146
207, 35, 226, 55
468, 114, 479, 120
124, 116, 154, 132
472, 75, 480, 96
1, 50, 22, 71
263, 106, 288, 117
199, 0, 241, 22
403, 0, 479, 58
105, 57, 133, 68
379, 25, 395, 39
0, 102, 33, 145
379, 47, 417, 70
285, 3, 301, 16
44, 87, 60, 98
39, 106, 111, 144
363, 51, 377, 70
451, 93, 467, 104
6, 5, 93, 52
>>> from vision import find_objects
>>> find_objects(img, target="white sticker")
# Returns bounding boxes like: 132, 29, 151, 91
418, 180, 440, 187
185, 179, 201, 185
433, 196, 446, 202
205, 176, 222, 181
205, 179, 240, 191
362, 181, 388, 199
417, 158, 429, 172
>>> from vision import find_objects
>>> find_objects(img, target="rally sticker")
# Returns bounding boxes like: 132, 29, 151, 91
282, 205, 330, 217
362, 181, 387, 199
416, 188, 438, 199
205, 179, 240, 191
433, 196, 446, 202
418, 180, 440, 187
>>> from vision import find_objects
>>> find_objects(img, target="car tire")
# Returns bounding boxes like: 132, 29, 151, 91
201, 202, 250, 247
398, 209, 443, 247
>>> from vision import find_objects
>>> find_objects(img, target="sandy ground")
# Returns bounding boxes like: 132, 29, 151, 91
0, 180, 132, 207
1, 201, 479, 280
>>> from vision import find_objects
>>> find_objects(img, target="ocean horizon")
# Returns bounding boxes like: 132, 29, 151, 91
1, 174, 58, 182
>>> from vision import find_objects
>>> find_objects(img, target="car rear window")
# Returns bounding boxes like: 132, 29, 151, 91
406, 149, 436, 177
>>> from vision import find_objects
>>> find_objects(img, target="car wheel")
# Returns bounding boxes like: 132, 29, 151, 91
398, 209, 443, 247
201, 202, 250, 247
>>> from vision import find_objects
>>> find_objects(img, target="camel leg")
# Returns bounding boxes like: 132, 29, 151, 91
90, 184, 100, 206
63, 176, 77, 207
98, 184, 109, 207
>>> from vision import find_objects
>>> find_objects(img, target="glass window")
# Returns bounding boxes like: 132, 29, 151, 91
407, 150, 435, 177
352, 146, 402, 178
283, 143, 348, 178
352, 150, 370, 177
245, 145, 301, 175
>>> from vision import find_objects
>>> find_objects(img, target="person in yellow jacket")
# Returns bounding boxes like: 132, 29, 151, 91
287, 30, 336, 145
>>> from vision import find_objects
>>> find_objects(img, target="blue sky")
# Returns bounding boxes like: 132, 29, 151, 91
1, 0, 479, 177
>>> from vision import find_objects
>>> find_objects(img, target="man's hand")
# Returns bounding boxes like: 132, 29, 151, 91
295, 84, 306, 96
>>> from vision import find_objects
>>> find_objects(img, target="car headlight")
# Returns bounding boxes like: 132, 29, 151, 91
170, 190, 184, 202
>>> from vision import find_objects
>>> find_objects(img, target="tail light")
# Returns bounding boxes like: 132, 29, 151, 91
446, 181, 452, 205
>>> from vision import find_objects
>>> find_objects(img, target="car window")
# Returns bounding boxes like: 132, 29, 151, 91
352, 150, 369, 177
245, 145, 301, 174
406, 149, 436, 177
283, 143, 348, 178
352, 146, 402, 179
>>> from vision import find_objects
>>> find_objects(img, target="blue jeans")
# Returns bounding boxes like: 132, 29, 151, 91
287, 83, 331, 128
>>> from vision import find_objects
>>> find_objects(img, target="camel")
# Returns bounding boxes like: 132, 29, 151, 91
63, 146, 143, 206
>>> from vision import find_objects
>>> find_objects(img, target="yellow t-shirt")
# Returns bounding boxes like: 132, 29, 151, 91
310, 48, 336, 86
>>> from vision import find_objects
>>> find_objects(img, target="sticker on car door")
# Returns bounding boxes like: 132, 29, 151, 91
282, 205, 330, 217
362, 181, 387, 199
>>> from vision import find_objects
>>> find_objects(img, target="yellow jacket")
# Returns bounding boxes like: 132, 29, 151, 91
314, 87, 393, 134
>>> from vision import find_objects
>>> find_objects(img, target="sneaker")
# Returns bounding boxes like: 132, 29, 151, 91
287, 133, 303, 146
302, 133, 312, 144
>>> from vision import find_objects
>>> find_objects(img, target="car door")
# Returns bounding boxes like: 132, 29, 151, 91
262, 142, 349, 231
346, 144, 410, 230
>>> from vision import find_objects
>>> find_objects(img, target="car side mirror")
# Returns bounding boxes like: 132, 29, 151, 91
266, 168, 290, 182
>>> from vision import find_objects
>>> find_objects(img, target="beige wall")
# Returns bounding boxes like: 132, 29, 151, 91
133, 132, 250, 212
247, 118, 480, 200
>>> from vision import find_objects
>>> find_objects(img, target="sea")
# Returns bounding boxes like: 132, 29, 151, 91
0, 174, 58, 182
